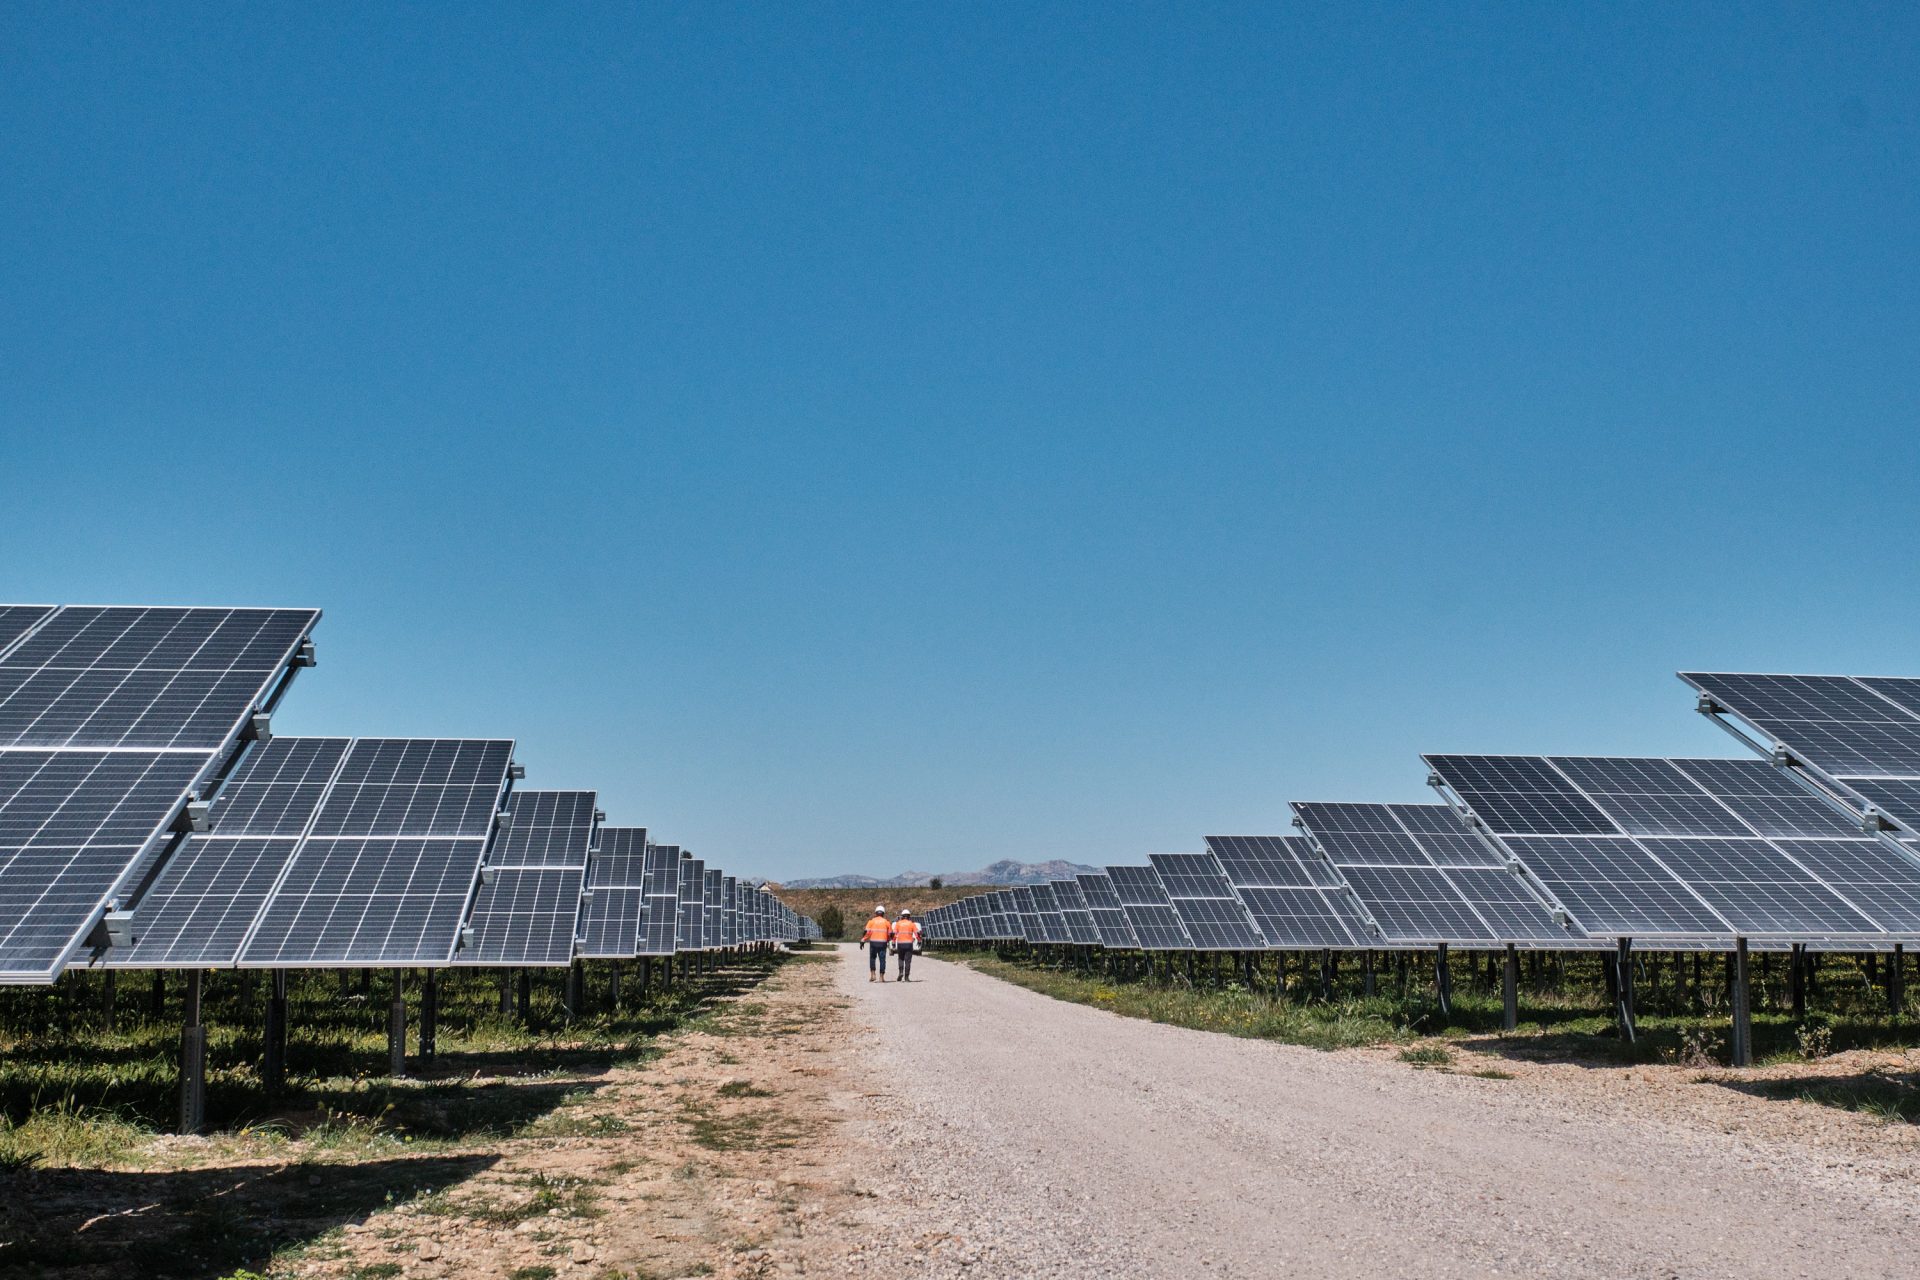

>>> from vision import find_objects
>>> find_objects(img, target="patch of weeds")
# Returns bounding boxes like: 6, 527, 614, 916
346, 1265, 403, 1280
1667, 1025, 1724, 1069
0, 1102, 153, 1168
1468, 1067, 1514, 1080
717, 1081, 774, 1099
1398, 1044, 1455, 1067
1796, 1019, 1835, 1060
479, 1173, 601, 1223
509, 1266, 558, 1280
1743, 1072, 1920, 1124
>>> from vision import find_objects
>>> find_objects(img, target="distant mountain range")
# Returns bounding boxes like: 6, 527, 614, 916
782, 858, 1100, 889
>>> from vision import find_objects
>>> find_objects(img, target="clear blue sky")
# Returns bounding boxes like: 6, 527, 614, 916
4, 4, 1917, 880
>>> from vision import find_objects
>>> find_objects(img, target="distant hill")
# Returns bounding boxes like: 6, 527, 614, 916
783, 858, 1099, 889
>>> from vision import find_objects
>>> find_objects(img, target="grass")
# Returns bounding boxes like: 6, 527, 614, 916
1398, 1044, 1455, 1067
951, 948, 1920, 1069
1730, 1071, 1920, 1124
0, 955, 791, 1169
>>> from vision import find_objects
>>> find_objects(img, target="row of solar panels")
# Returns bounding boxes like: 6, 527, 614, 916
924, 672, 1920, 952
0, 604, 816, 983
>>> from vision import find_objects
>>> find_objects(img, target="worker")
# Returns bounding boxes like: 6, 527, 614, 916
890, 909, 922, 982
862, 906, 892, 981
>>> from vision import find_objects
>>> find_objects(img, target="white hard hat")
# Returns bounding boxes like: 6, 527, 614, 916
875, 905, 886, 913
901, 909, 912, 917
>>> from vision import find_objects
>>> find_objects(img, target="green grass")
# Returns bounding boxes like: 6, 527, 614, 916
0, 955, 791, 1168
952, 949, 1920, 1068
1398, 1044, 1455, 1067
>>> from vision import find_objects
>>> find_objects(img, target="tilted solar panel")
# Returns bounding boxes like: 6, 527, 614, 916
1147, 852, 1267, 950
1106, 865, 1192, 950
1292, 801, 1575, 946
1076, 872, 1140, 948
1204, 835, 1370, 948
105, 737, 348, 968
636, 841, 681, 956
459, 789, 597, 966
1426, 753, 1918, 943
579, 827, 649, 957
0, 605, 320, 983
238, 738, 513, 966
1684, 673, 1920, 833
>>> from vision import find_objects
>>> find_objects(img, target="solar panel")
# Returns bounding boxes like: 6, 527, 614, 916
1292, 802, 1574, 945
1684, 673, 1920, 831
1048, 880, 1100, 945
703, 869, 723, 950
677, 856, 705, 950
0, 607, 53, 659
1146, 852, 1268, 950
105, 737, 348, 968
579, 827, 649, 957
1204, 835, 1371, 948
0, 605, 320, 983
636, 840, 681, 956
1426, 753, 1916, 942
722, 875, 738, 948
1105, 864, 1193, 950
238, 738, 513, 966
1074, 873, 1139, 947
458, 790, 597, 966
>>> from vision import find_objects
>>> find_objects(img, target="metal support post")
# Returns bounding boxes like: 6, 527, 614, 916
1893, 943, 1907, 1017
178, 970, 206, 1135
421, 970, 438, 1060
1435, 944, 1453, 1019
566, 961, 584, 1020
640, 956, 653, 994
1730, 940, 1753, 1067
517, 970, 531, 1022
499, 970, 513, 1015
263, 969, 289, 1095
102, 971, 116, 1032
1790, 943, 1807, 1020
1502, 943, 1519, 1032
608, 963, 621, 1011
151, 970, 166, 1020
1362, 950, 1376, 998
1615, 938, 1636, 1043
1318, 949, 1332, 1001
388, 971, 407, 1078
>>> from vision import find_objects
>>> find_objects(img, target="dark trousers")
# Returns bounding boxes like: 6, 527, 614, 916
868, 940, 888, 974
895, 945, 914, 980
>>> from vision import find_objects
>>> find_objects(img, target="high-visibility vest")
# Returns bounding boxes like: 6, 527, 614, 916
863, 916, 892, 942
891, 919, 920, 944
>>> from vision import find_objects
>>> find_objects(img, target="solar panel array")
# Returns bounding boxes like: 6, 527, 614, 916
1425, 755, 1920, 944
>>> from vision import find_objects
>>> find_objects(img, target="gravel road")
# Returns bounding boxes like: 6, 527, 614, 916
829, 948, 1920, 1280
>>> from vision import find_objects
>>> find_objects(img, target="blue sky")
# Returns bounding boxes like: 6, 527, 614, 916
3, 4, 1917, 880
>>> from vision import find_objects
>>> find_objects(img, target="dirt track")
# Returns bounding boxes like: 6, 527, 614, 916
831, 947, 1920, 1279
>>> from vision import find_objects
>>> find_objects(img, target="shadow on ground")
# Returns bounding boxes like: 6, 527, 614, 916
0, 1153, 496, 1279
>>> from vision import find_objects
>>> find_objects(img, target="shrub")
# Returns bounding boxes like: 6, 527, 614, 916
813, 905, 844, 941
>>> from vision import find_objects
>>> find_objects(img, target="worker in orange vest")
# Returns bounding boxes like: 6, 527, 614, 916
890, 909, 922, 982
862, 906, 893, 982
